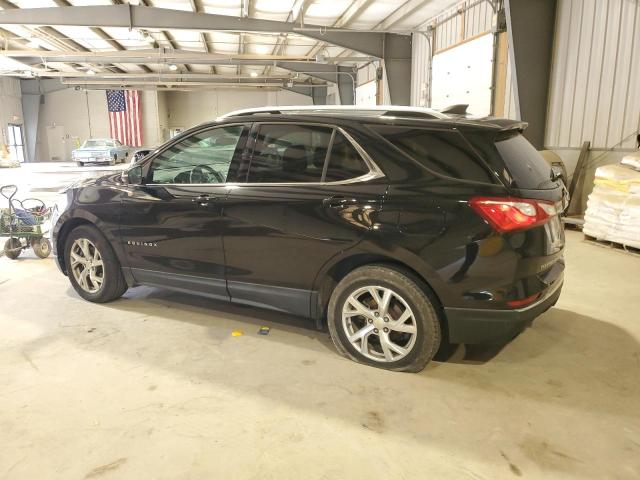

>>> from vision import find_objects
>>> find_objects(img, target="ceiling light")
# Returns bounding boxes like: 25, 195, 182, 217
169, 64, 178, 71
27, 38, 40, 49
250, 71, 258, 77
86, 69, 96, 75
255, 45, 269, 55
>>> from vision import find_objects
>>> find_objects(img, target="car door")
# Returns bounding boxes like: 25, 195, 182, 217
119, 123, 249, 301
223, 122, 387, 317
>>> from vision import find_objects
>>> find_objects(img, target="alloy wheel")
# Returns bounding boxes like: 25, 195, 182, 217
342, 286, 418, 362
69, 238, 104, 293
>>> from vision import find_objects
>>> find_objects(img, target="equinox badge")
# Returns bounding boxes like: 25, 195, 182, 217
126, 240, 158, 247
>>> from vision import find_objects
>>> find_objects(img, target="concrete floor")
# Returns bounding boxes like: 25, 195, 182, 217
1, 165, 639, 479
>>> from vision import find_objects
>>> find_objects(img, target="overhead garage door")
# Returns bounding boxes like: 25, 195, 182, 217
430, 33, 494, 117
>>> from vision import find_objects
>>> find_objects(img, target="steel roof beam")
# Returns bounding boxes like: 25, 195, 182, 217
0, 5, 406, 58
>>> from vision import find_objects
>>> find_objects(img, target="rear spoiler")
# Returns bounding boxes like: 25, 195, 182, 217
455, 117, 529, 132
440, 104, 469, 115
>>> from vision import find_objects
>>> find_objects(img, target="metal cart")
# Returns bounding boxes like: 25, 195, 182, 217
0, 184, 52, 260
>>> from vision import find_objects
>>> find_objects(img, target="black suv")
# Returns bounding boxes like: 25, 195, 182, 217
52, 106, 566, 372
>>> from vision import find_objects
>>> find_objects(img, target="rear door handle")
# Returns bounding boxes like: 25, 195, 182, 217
323, 196, 349, 209
192, 194, 216, 207
323, 196, 382, 209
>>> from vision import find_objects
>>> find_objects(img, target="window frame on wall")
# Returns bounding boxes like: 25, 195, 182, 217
7, 124, 25, 163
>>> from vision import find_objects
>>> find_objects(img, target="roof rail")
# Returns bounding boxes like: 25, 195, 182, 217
218, 105, 448, 120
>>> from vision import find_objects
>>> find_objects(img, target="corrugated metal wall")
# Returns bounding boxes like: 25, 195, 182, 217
411, 0, 518, 118
546, 0, 640, 150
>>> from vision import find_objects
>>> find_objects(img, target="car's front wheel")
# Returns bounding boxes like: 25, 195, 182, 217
65, 225, 127, 302
327, 265, 441, 372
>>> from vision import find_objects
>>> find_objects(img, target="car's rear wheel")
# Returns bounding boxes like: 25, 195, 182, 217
65, 225, 127, 302
327, 265, 441, 372
77, 161, 84, 167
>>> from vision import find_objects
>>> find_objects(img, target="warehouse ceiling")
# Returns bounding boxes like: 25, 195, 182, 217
0, 0, 460, 90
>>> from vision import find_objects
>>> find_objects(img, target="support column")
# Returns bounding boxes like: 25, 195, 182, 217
312, 86, 327, 105
383, 33, 412, 105
505, 0, 557, 148
21, 93, 40, 163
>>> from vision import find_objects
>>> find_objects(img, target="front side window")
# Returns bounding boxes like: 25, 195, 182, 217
246, 124, 371, 183
148, 125, 244, 184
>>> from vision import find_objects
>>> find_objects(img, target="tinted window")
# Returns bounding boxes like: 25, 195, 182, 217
323, 132, 370, 182
495, 133, 555, 189
370, 125, 495, 183
248, 124, 332, 183
149, 125, 244, 184
464, 131, 556, 190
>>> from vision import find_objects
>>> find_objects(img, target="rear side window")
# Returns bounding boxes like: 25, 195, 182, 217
465, 132, 556, 190
370, 125, 496, 184
248, 124, 331, 183
324, 132, 370, 182
247, 125, 370, 183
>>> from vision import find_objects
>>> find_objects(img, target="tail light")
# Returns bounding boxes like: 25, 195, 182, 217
507, 293, 540, 308
468, 196, 557, 233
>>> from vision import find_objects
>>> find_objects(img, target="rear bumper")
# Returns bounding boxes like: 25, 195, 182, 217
444, 274, 563, 344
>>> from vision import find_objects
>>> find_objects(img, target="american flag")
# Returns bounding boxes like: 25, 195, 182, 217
106, 90, 142, 147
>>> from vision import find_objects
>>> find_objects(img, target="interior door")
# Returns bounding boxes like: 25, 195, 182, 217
119, 124, 249, 300
46, 125, 65, 161
222, 123, 387, 317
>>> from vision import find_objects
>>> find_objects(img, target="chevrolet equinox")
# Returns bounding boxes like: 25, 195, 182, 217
52, 106, 566, 372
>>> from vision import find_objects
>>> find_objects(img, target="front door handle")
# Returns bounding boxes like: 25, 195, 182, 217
192, 194, 215, 207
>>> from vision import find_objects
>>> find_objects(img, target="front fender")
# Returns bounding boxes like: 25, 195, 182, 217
51, 207, 127, 273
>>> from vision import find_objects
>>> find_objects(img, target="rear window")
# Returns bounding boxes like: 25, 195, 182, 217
369, 125, 496, 184
465, 132, 556, 190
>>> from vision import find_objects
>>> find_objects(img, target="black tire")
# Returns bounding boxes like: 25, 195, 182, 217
327, 265, 441, 373
32, 237, 52, 259
64, 225, 127, 302
110, 155, 116, 166
4, 238, 22, 260
77, 161, 84, 167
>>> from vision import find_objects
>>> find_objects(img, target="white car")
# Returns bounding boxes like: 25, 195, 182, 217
72, 139, 132, 166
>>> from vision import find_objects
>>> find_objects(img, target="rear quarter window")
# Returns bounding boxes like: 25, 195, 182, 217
369, 125, 497, 184
464, 132, 556, 190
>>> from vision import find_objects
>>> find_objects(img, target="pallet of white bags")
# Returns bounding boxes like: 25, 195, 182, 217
583, 234, 640, 255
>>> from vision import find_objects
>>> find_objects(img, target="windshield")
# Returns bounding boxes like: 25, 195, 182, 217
83, 140, 114, 148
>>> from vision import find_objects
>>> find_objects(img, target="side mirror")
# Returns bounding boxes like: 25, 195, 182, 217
126, 166, 143, 185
